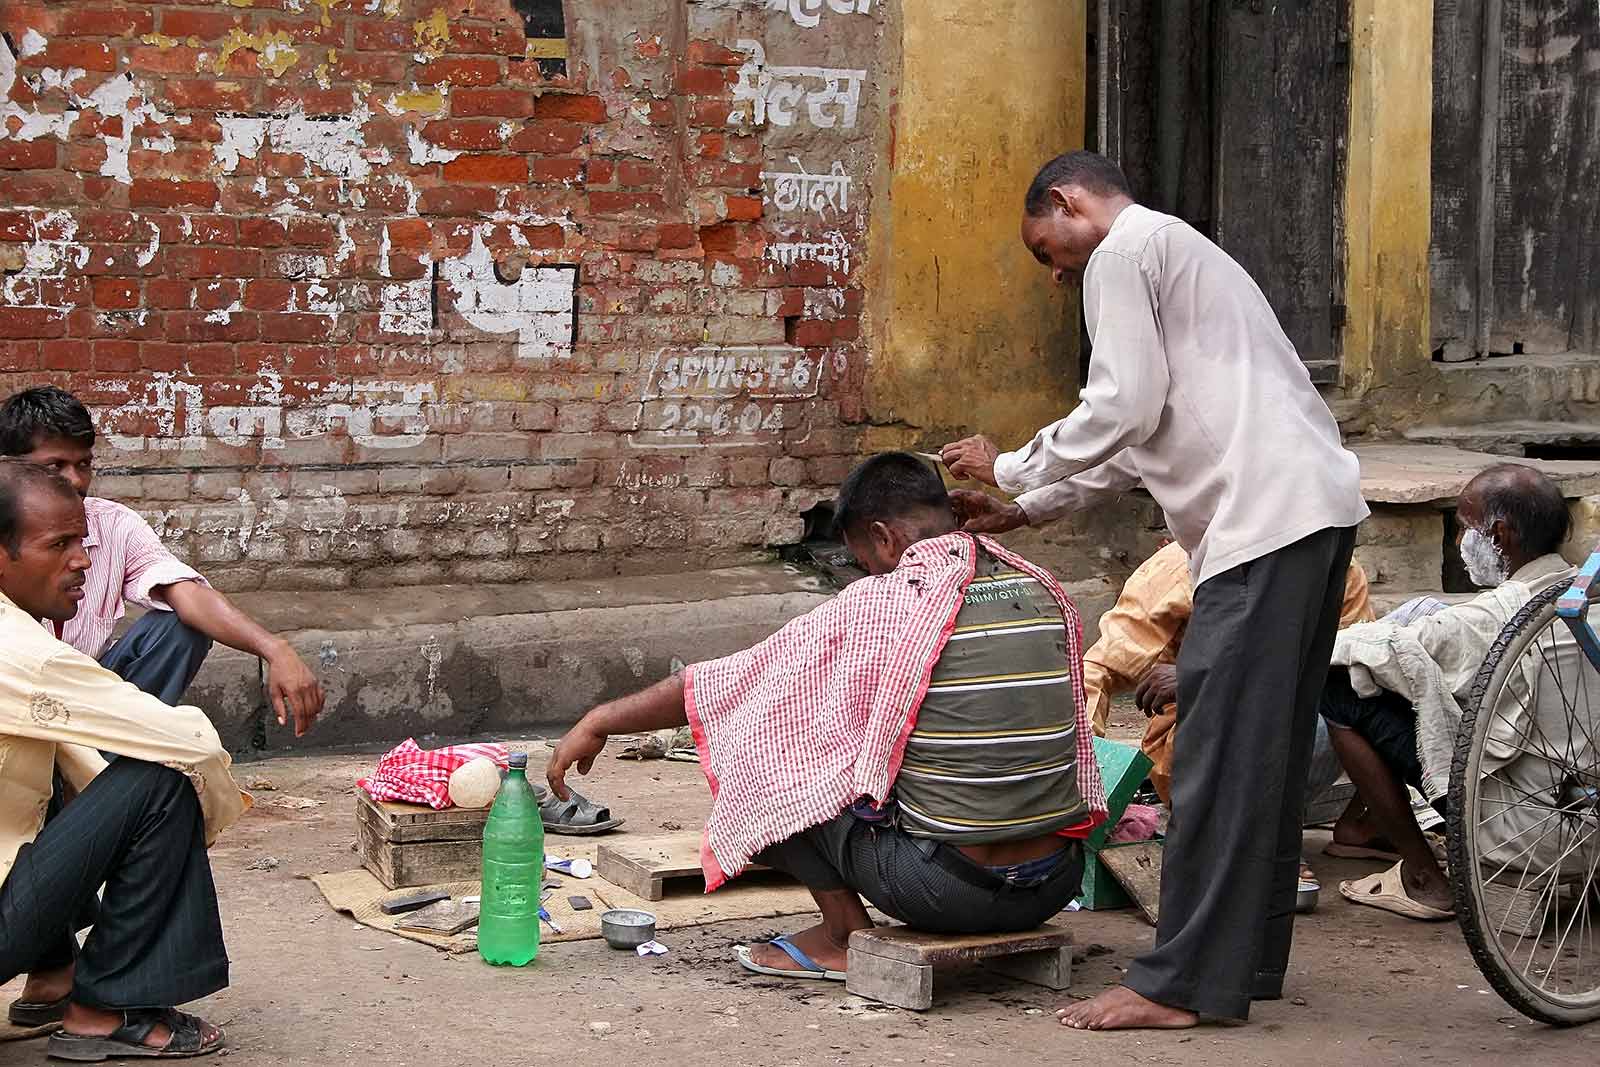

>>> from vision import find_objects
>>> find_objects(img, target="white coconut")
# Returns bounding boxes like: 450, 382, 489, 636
448, 757, 502, 809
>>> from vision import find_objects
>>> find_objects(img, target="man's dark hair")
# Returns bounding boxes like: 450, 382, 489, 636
1471, 463, 1571, 557
0, 458, 79, 558
833, 452, 951, 539
0, 386, 96, 456
1024, 150, 1134, 216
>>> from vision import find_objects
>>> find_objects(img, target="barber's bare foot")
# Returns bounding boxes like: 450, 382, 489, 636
1400, 858, 1453, 913
747, 922, 852, 974
18, 964, 72, 1003
1057, 986, 1198, 1031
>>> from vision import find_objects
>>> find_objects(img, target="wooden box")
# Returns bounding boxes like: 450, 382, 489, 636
355, 791, 488, 889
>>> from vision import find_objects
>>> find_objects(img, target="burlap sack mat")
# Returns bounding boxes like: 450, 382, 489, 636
312, 839, 814, 953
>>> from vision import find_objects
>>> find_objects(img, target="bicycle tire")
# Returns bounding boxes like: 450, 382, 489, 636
1450, 576, 1600, 1025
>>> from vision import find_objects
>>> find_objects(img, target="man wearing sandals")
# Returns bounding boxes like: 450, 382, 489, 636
1324, 464, 1576, 921
547, 453, 1106, 981
0, 460, 244, 1060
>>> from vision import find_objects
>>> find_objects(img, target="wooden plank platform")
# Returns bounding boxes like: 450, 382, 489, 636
846, 924, 1073, 1011
595, 832, 777, 900
1098, 841, 1163, 925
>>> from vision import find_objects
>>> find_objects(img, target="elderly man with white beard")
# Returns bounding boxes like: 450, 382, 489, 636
1321, 463, 1576, 921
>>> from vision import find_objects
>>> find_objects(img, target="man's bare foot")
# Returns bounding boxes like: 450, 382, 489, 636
18, 964, 72, 1004
746, 922, 853, 974
1057, 986, 1199, 1031
59, 1003, 220, 1051
1399, 858, 1453, 913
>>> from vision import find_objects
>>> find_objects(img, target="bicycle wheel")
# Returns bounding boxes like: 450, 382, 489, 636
1451, 578, 1600, 1025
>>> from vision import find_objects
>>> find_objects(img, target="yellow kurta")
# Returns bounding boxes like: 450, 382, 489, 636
1082, 542, 1375, 803
0, 589, 247, 886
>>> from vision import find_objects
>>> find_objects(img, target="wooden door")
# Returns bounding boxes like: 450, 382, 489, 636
1096, 0, 1350, 383
1432, 0, 1600, 361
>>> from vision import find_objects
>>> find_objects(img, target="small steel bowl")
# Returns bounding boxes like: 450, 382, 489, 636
1296, 880, 1320, 914
600, 908, 656, 949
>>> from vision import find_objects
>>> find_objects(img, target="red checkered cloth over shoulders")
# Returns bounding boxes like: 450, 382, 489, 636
685, 532, 1105, 890
357, 738, 511, 809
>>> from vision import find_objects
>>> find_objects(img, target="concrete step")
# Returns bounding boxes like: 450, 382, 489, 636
188, 563, 1120, 758
1404, 420, 1600, 457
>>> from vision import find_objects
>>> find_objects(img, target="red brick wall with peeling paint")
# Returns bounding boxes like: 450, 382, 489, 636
0, 0, 882, 590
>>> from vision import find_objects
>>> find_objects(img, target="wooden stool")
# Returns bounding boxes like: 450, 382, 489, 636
846, 924, 1073, 1011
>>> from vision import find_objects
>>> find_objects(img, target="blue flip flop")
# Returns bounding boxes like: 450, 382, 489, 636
735, 935, 846, 981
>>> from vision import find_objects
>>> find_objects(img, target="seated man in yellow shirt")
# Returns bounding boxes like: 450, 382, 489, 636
0, 460, 246, 1060
1083, 541, 1390, 855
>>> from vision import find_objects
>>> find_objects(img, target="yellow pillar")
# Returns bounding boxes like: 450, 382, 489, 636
1342, 0, 1433, 395
864, 1, 1086, 451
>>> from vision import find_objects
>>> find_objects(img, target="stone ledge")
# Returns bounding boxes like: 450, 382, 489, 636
181, 565, 1119, 758
1355, 442, 1600, 506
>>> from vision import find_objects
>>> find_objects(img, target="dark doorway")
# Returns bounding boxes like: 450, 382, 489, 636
1092, 0, 1351, 384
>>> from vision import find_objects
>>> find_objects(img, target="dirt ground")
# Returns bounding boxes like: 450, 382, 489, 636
4, 712, 1595, 1067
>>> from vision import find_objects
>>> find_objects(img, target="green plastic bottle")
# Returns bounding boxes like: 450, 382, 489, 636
477, 752, 544, 966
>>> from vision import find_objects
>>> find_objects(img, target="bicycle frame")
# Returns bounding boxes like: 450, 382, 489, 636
1555, 548, 1600, 668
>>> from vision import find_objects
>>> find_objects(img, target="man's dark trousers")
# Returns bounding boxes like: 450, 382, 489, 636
1123, 525, 1357, 1020
98, 611, 212, 706
0, 759, 229, 1009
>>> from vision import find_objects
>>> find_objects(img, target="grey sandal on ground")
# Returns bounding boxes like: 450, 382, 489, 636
537, 786, 624, 835
8, 993, 68, 1027
46, 1007, 224, 1061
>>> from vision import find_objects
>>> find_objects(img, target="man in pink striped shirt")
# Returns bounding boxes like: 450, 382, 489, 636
0, 387, 322, 736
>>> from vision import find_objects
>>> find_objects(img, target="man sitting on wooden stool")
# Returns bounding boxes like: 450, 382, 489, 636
547, 453, 1106, 980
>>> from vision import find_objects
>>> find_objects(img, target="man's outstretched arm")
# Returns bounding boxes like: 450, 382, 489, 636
160, 580, 324, 737
547, 674, 687, 799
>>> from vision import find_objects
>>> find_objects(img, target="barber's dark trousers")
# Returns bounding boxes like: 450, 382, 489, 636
0, 759, 229, 1010
1123, 526, 1356, 1020
99, 611, 213, 706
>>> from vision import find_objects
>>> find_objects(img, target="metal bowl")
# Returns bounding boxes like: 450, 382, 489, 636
1296, 880, 1320, 914
600, 908, 656, 949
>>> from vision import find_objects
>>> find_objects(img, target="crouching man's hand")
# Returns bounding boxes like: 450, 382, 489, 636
547, 718, 607, 800
950, 489, 1029, 535
1134, 664, 1179, 717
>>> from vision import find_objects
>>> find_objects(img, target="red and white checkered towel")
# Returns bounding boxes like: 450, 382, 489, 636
357, 738, 510, 809
685, 532, 1106, 891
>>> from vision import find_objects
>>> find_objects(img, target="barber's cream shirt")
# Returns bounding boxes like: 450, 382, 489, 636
0, 589, 246, 885
997, 204, 1369, 586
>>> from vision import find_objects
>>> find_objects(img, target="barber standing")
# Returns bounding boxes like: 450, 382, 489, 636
942, 151, 1368, 1031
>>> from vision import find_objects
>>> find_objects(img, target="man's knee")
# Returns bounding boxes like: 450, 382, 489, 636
101, 757, 199, 809
148, 612, 213, 658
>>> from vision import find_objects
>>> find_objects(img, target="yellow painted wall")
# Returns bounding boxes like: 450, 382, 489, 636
1342, 0, 1433, 397
863, 0, 1085, 453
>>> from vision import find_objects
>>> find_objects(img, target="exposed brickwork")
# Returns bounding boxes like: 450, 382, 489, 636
0, 0, 883, 590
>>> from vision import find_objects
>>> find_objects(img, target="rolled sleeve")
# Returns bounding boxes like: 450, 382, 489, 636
119, 518, 208, 611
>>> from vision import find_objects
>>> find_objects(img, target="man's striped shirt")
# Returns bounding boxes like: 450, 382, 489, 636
893, 549, 1087, 843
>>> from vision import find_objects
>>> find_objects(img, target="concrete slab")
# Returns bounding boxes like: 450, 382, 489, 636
1354, 442, 1600, 505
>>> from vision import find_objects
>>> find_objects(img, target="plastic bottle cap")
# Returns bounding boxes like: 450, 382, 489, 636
508, 752, 528, 769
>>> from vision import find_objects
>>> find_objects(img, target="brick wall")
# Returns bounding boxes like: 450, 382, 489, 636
0, 0, 886, 590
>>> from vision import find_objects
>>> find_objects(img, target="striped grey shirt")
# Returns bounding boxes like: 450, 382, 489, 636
893, 549, 1088, 843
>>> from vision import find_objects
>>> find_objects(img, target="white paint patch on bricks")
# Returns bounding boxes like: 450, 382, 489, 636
215, 101, 386, 180
437, 227, 576, 360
